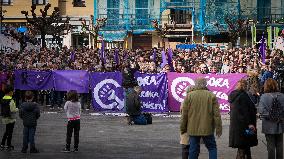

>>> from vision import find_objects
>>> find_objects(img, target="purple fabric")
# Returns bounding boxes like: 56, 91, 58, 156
70, 51, 75, 61
114, 48, 119, 65
0, 72, 8, 90
160, 50, 167, 68
101, 40, 106, 64
53, 70, 89, 93
167, 72, 247, 112
260, 35, 266, 64
90, 72, 124, 111
14, 70, 53, 90
153, 49, 157, 62
135, 72, 168, 112
167, 48, 175, 72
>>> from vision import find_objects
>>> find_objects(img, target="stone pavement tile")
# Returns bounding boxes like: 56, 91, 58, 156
0, 113, 270, 159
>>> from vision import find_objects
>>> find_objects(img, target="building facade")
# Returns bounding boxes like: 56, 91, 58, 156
1, 0, 284, 49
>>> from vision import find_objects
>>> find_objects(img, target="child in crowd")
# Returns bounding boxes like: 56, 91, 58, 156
62, 90, 81, 153
0, 85, 18, 151
19, 91, 40, 153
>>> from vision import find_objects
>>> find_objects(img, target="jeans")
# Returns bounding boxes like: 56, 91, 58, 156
189, 135, 217, 159
66, 120, 80, 149
265, 134, 283, 159
22, 126, 36, 150
1, 122, 15, 146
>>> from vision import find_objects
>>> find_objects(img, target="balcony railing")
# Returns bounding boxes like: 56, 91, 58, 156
73, 0, 86, 7
98, 14, 153, 31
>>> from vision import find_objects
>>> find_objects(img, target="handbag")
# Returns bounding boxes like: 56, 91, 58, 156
243, 127, 258, 147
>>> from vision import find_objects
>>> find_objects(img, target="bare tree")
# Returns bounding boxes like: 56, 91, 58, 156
224, 14, 247, 47
21, 3, 70, 48
151, 19, 175, 49
80, 15, 107, 48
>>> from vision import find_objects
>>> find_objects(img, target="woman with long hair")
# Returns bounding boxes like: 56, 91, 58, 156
229, 79, 258, 159
62, 90, 81, 153
258, 78, 284, 159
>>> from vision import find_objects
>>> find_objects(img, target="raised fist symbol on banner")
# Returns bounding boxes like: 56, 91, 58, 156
171, 77, 195, 102
93, 79, 124, 110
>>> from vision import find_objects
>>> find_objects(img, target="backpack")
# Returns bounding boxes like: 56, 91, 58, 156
0, 99, 12, 118
267, 95, 283, 122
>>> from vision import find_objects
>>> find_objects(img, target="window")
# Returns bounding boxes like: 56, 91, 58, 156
73, 0, 86, 7
107, 0, 119, 25
32, 0, 48, 5
1, 0, 13, 5
136, 0, 148, 25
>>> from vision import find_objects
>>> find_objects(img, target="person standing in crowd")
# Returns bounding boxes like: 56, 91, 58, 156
125, 86, 147, 125
258, 78, 284, 159
19, 91, 40, 153
62, 90, 81, 153
0, 85, 18, 151
228, 79, 258, 159
180, 78, 222, 159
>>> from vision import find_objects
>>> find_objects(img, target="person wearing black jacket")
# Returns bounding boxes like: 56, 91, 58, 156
19, 91, 40, 153
229, 79, 258, 159
125, 86, 146, 125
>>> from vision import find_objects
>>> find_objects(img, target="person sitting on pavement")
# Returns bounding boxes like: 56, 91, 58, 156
125, 86, 147, 125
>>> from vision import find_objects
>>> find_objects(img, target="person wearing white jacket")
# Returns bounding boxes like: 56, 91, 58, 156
62, 90, 81, 153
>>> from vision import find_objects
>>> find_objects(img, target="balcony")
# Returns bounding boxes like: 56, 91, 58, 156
165, 2, 194, 9
73, 0, 86, 7
98, 14, 152, 31
161, 13, 193, 30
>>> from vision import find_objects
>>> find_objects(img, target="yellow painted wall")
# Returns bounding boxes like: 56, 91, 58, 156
59, 0, 94, 17
3, 0, 59, 19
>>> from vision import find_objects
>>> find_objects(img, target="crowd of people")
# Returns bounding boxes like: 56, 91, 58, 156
0, 44, 284, 158
0, 44, 284, 109
0, 44, 283, 74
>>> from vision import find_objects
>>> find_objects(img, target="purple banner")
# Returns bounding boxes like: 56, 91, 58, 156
90, 72, 124, 111
135, 72, 168, 112
167, 73, 247, 112
0, 72, 8, 90
14, 70, 53, 90
53, 70, 89, 93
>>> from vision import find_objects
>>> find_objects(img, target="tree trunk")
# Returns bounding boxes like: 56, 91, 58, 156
41, 33, 46, 48
162, 37, 165, 49
94, 34, 98, 48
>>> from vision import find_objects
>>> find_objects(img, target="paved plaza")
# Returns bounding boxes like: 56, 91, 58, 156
0, 111, 271, 159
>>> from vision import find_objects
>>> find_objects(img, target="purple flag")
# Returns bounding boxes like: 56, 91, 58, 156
90, 72, 124, 111
123, 50, 128, 60
53, 70, 89, 93
167, 72, 247, 112
70, 51, 75, 61
153, 49, 157, 62
14, 70, 53, 90
100, 40, 106, 64
160, 50, 167, 68
167, 48, 175, 72
135, 72, 168, 112
259, 35, 266, 64
114, 48, 119, 65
